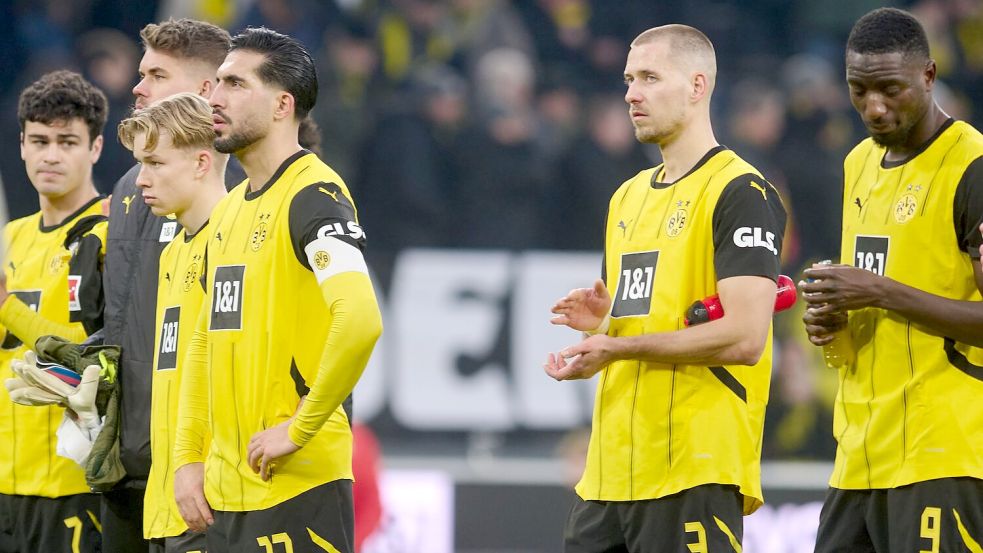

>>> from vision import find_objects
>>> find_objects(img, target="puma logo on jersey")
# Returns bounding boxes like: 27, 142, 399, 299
749, 181, 768, 201
733, 226, 777, 255
7, 261, 14, 276
318, 186, 340, 202
618, 219, 632, 236
854, 197, 864, 212
121, 194, 135, 214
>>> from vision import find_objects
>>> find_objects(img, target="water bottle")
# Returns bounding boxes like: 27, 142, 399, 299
812, 260, 855, 368
684, 274, 798, 326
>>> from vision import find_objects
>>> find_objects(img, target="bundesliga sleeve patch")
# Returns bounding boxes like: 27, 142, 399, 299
68, 275, 81, 312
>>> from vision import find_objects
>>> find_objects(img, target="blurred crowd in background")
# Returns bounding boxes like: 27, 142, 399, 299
1, 0, 982, 463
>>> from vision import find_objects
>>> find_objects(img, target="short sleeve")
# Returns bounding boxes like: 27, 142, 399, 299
66, 216, 108, 334
952, 156, 983, 259
712, 174, 787, 282
288, 182, 366, 271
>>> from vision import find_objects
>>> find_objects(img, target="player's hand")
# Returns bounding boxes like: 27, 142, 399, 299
550, 279, 612, 332
800, 264, 884, 311
4, 376, 63, 405
544, 334, 616, 380
802, 306, 848, 346
174, 462, 212, 532
247, 419, 300, 481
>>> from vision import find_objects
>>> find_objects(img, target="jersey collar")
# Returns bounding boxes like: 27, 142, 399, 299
243, 149, 312, 201
650, 145, 728, 189
880, 118, 955, 169
38, 195, 105, 233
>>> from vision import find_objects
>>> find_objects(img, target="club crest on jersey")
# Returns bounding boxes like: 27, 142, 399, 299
48, 253, 67, 274
666, 201, 689, 238
314, 250, 331, 270
250, 213, 271, 251
894, 193, 918, 223
184, 255, 202, 292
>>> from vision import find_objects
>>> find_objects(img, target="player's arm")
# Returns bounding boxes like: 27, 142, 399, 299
802, 156, 983, 347
247, 182, 382, 480
173, 298, 213, 532
546, 174, 786, 380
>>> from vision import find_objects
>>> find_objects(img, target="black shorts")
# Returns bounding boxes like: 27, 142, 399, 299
564, 484, 744, 553
815, 477, 983, 553
149, 529, 208, 553
0, 492, 102, 553
206, 480, 353, 553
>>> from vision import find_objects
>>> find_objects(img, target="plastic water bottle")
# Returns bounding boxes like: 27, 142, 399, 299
812, 260, 855, 368
684, 274, 798, 326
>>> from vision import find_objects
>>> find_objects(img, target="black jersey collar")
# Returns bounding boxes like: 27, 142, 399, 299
244, 149, 311, 201
38, 195, 105, 233
184, 219, 209, 242
650, 145, 728, 189
880, 118, 955, 169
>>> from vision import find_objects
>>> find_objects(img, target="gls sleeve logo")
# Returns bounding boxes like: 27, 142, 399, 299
317, 220, 365, 241
733, 227, 777, 255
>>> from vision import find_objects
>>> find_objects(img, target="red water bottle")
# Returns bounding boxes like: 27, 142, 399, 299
684, 274, 797, 326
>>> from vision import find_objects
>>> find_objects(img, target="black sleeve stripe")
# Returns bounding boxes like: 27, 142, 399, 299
952, 156, 983, 259
711, 173, 787, 282
287, 182, 364, 270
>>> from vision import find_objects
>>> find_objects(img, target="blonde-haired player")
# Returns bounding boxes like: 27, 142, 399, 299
118, 92, 228, 553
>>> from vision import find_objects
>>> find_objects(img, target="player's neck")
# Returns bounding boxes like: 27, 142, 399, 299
884, 103, 950, 162
38, 182, 98, 227
177, 176, 226, 236
658, 118, 718, 182
238, 126, 303, 193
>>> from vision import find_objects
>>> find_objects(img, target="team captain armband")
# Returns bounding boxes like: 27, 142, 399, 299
304, 235, 369, 284
289, 181, 369, 281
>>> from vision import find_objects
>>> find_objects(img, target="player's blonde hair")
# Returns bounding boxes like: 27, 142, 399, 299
632, 24, 717, 93
118, 92, 215, 152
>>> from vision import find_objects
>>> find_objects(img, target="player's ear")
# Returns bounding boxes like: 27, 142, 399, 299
691, 73, 709, 103
273, 91, 295, 122
89, 135, 104, 164
195, 150, 212, 178
199, 79, 214, 99
19, 132, 25, 161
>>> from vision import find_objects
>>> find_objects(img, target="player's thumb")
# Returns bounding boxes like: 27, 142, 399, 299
593, 279, 608, 298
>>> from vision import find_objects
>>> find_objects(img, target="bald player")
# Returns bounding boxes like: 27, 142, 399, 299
546, 25, 787, 552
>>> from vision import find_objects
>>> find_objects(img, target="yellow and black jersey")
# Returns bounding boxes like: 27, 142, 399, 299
579, 146, 787, 514
177, 150, 365, 511
144, 226, 209, 538
0, 196, 106, 497
834, 119, 983, 490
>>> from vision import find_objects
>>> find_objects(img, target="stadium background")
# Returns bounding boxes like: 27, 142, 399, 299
0, 0, 980, 551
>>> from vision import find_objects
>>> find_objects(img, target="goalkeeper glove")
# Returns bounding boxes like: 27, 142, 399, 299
10, 351, 101, 434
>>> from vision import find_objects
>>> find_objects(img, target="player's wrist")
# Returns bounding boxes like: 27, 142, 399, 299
584, 313, 611, 336
286, 420, 308, 448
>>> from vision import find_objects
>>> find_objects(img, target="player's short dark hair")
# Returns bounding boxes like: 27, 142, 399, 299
140, 18, 231, 69
846, 8, 930, 61
231, 27, 318, 119
17, 70, 108, 143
